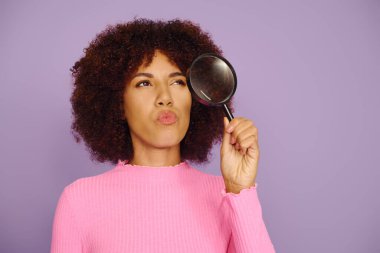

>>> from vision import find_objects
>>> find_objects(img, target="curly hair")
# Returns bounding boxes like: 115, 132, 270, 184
70, 18, 235, 165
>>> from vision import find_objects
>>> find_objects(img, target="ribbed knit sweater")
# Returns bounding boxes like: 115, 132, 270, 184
50, 160, 276, 252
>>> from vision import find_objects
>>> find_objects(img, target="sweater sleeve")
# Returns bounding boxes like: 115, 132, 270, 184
221, 183, 276, 253
50, 188, 83, 253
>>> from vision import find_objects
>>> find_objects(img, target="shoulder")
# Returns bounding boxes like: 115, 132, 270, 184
186, 163, 226, 194
193, 168, 224, 184
59, 168, 117, 203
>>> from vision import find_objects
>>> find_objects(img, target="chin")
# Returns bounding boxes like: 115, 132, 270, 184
152, 137, 182, 148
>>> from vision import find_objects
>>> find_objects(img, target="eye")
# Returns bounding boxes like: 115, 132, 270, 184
136, 80, 151, 87
172, 79, 187, 86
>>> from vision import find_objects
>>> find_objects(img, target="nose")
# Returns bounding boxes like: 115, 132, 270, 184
155, 85, 173, 107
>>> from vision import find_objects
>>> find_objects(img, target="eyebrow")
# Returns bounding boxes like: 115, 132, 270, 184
169, 72, 185, 78
131, 72, 185, 79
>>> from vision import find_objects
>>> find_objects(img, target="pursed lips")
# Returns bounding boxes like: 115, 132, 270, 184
157, 110, 178, 125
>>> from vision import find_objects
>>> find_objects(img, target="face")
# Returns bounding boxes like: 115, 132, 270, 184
123, 50, 192, 151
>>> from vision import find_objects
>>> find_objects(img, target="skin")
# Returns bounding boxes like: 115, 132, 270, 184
221, 117, 260, 193
123, 50, 260, 194
123, 50, 192, 167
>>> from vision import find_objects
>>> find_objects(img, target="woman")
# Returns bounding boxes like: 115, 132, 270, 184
50, 18, 276, 252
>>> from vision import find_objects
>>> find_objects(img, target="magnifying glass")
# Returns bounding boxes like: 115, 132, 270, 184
186, 53, 237, 121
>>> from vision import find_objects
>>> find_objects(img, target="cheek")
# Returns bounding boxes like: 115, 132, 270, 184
181, 92, 192, 128
123, 96, 134, 121
180, 92, 192, 119
183, 89, 192, 110
123, 95, 150, 126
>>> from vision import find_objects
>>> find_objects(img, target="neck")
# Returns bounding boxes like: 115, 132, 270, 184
129, 143, 182, 167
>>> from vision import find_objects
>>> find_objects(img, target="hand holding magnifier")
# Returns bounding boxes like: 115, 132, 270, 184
186, 53, 237, 121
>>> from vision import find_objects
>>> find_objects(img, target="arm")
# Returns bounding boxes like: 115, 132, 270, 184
50, 188, 83, 253
222, 183, 276, 253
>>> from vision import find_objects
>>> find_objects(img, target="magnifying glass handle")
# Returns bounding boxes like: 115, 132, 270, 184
223, 104, 234, 121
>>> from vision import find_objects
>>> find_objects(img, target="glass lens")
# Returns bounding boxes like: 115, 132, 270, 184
189, 55, 236, 104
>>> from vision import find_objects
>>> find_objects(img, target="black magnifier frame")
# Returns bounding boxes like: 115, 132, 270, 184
186, 53, 237, 121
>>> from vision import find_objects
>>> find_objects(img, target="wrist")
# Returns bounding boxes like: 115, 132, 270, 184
224, 180, 255, 194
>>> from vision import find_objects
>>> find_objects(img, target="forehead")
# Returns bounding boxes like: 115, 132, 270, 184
137, 50, 180, 71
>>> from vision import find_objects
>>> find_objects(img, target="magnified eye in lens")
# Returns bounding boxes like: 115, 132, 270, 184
187, 53, 237, 121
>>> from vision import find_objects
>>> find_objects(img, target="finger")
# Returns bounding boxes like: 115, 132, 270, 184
234, 127, 257, 144
231, 121, 257, 144
234, 142, 240, 151
238, 135, 258, 154
222, 117, 233, 152
247, 145, 259, 158
226, 117, 250, 133
234, 125, 258, 153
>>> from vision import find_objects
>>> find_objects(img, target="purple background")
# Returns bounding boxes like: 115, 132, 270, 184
1, 0, 379, 252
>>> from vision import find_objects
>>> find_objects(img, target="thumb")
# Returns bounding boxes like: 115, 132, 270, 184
221, 117, 232, 151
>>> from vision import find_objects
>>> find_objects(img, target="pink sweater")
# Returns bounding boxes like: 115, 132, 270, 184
50, 160, 276, 252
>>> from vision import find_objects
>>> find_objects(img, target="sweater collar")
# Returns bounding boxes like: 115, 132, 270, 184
117, 159, 187, 168
114, 159, 194, 184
